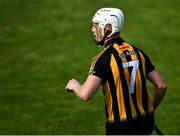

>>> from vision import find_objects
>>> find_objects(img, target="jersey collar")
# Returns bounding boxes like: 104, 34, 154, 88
104, 37, 124, 47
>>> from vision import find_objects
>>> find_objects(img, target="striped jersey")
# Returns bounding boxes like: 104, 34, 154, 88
89, 37, 155, 123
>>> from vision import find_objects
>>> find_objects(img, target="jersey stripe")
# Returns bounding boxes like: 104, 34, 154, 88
110, 54, 126, 120
107, 69, 121, 121
114, 44, 138, 119
139, 51, 153, 113
136, 48, 149, 115
139, 51, 146, 78
113, 43, 126, 63
123, 61, 138, 119
112, 47, 132, 121
102, 81, 114, 122
136, 69, 146, 115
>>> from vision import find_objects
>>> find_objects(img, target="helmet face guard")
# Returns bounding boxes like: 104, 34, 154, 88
92, 8, 124, 38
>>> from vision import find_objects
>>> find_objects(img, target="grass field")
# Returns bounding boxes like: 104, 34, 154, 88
0, 0, 179, 134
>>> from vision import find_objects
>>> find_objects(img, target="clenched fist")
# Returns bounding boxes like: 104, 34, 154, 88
65, 79, 81, 92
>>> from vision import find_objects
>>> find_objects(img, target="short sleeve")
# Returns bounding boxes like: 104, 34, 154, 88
89, 56, 106, 82
141, 50, 155, 75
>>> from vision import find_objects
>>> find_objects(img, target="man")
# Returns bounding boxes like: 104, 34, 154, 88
65, 8, 167, 134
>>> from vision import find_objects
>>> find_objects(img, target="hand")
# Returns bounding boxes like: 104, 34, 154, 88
65, 79, 81, 92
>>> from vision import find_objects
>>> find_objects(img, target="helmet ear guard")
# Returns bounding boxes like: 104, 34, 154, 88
104, 24, 112, 33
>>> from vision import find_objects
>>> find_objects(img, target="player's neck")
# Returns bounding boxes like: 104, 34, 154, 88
104, 34, 120, 45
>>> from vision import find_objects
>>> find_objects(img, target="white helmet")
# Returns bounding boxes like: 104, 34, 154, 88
92, 8, 124, 37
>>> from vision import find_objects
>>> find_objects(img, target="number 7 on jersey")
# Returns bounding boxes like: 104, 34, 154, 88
122, 60, 139, 94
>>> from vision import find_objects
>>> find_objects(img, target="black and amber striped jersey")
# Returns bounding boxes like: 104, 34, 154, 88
89, 37, 155, 123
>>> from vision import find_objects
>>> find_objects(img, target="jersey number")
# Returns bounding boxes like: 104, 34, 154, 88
122, 60, 139, 94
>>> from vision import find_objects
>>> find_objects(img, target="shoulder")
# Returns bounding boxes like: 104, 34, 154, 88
89, 45, 112, 75
91, 45, 112, 65
127, 43, 150, 58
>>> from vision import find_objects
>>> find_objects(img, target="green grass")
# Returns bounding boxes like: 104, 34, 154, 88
0, 0, 179, 134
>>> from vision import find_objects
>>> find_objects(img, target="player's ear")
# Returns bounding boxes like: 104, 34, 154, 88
104, 24, 112, 35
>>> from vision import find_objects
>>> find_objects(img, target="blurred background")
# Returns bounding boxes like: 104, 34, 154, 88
0, 0, 179, 134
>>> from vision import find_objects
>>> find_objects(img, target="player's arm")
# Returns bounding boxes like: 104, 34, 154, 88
147, 69, 167, 111
65, 75, 101, 101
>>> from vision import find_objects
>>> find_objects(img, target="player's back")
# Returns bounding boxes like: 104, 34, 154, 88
96, 37, 155, 134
